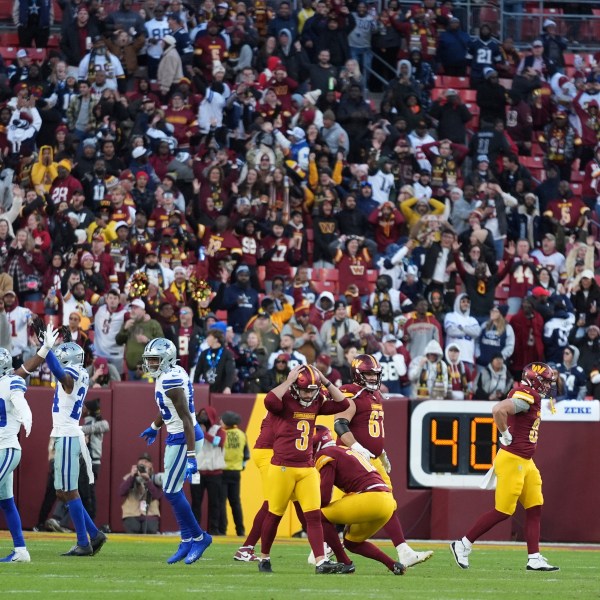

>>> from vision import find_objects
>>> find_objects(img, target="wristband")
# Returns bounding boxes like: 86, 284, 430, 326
324, 380, 332, 388
151, 422, 160, 431
37, 346, 50, 359
186, 451, 196, 457
21, 365, 33, 375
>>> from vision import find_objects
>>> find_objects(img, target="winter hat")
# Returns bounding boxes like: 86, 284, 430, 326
57, 159, 72, 172
132, 147, 146, 159
303, 89, 321, 105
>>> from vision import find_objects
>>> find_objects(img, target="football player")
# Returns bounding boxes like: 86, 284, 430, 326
335, 354, 433, 567
257, 365, 350, 574
44, 338, 108, 556
313, 425, 407, 575
450, 362, 559, 571
0, 324, 59, 562
140, 338, 212, 565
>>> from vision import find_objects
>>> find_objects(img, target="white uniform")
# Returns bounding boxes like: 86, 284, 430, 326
0, 375, 31, 450
93, 305, 126, 366
145, 19, 170, 59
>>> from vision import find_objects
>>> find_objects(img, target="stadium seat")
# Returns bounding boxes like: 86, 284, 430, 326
440, 76, 470, 89
431, 88, 445, 102
215, 310, 227, 322
24, 300, 46, 316
571, 182, 582, 197
571, 171, 584, 183
0, 47, 47, 61
0, 32, 19, 46
520, 156, 544, 170
0, 0, 11, 19
321, 268, 339, 283
459, 89, 477, 103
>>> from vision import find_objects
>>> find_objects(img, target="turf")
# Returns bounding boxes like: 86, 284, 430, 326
0, 532, 597, 599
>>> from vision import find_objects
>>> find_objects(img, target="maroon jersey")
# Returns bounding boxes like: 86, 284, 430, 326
254, 411, 275, 450
49, 175, 83, 205
201, 229, 243, 279
338, 383, 386, 457
543, 198, 589, 230
505, 383, 542, 459
265, 390, 349, 467
334, 249, 373, 296
315, 444, 389, 505
260, 235, 291, 280
507, 258, 538, 298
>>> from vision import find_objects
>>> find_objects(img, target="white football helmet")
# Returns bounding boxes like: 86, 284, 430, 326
0, 348, 14, 378
142, 338, 177, 376
54, 342, 85, 368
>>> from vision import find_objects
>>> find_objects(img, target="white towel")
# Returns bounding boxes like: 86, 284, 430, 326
78, 429, 95, 485
479, 465, 497, 490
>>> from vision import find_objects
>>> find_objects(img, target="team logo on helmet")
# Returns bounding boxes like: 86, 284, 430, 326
0, 348, 14, 378
291, 365, 321, 407
142, 338, 177, 376
313, 424, 334, 454
54, 342, 85, 368
522, 362, 554, 397
351, 354, 382, 390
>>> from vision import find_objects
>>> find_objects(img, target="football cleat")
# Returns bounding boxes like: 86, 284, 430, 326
337, 562, 355, 574
234, 546, 259, 562
62, 544, 93, 557
315, 559, 344, 574
392, 562, 407, 575
167, 541, 192, 564
526, 555, 559, 572
258, 558, 273, 572
449, 541, 470, 569
399, 547, 434, 567
0, 549, 31, 563
90, 531, 107, 556
184, 533, 213, 564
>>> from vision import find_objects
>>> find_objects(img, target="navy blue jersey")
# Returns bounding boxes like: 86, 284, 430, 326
468, 38, 502, 81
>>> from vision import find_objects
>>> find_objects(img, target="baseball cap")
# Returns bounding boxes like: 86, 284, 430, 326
132, 147, 146, 159
445, 88, 458, 97
115, 221, 129, 230
580, 269, 595, 280
130, 298, 145, 309
532, 39, 543, 48
287, 126, 306, 141
531, 286, 551, 297
316, 354, 331, 366
543, 233, 556, 241
477, 155, 490, 163
382, 334, 398, 343
236, 265, 250, 274
276, 353, 291, 362
82, 138, 97, 148
16, 49, 28, 59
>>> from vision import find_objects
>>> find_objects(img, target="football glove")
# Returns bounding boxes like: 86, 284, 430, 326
351, 442, 375, 461
184, 453, 198, 481
140, 424, 159, 445
37, 323, 60, 358
499, 428, 512, 446
380, 450, 392, 474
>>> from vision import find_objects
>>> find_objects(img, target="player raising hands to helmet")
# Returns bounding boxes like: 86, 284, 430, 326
257, 364, 350, 575
451, 362, 559, 572
140, 337, 211, 565
335, 354, 433, 568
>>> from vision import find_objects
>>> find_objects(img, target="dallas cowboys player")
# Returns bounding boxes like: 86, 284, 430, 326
0, 324, 59, 563
45, 340, 107, 556
140, 338, 212, 564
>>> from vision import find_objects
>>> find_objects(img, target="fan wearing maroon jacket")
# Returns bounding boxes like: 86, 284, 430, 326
451, 363, 559, 572
259, 221, 292, 290
313, 426, 406, 576
197, 216, 242, 283
257, 365, 350, 574
49, 160, 83, 206
335, 354, 433, 568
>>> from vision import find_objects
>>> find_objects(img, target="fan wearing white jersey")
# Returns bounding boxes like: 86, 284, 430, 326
0, 323, 60, 563
140, 338, 212, 565
44, 341, 107, 557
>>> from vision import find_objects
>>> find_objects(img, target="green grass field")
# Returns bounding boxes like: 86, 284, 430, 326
0, 532, 597, 599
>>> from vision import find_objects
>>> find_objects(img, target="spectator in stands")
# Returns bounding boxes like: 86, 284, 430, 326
115, 298, 164, 380
427, 89, 472, 144
540, 19, 567, 76
373, 334, 409, 396
476, 305, 515, 367
158, 35, 183, 98
64, 310, 94, 364
508, 297, 544, 379
14, 0, 53, 48
193, 327, 235, 392
517, 40, 549, 79
570, 270, 600, 328
260, 351, 292, 392
88, 356, 121, 388
468, 24, 503, 89
531, 233, 565, 286
223, 265, 259, 335
569, 324, 600, 379
403, 296, 443, 359
436, 17, 469, 76
408, 338, 449, 399
337, 344, 360, 385
320, 299, 359, 367
329, 234, 377, 298
444, 343, 474, 400
473, 353, 513, 401
61, 5, 99, 67
476, 68, 506, 126
443, 294, 481, 366
539, 108, 581, 182
281, 303, 322, 364
266, 333, 307, 370
555, 346, 587, 400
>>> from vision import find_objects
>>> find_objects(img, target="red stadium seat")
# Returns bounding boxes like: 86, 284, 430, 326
320, 268, 339, 283
459, 89, 477, 103
571, 171, 585, 183
24, 300, 46, 316
520, 156, 544, 170
440, 76, 470, 89
215, 310, 227, 321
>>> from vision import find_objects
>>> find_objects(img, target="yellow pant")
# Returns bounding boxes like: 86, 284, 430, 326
253, 448, 274, 495
321, 491, 397, 543
265, 464, 321, 516
494, 449, 544, 514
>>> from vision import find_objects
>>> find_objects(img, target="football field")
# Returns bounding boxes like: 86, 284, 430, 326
0, 532, 597, 599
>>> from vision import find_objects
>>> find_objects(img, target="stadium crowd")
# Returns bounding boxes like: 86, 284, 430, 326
1, 0, 600, 401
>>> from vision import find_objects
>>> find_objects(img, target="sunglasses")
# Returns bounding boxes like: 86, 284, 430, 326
275, 360, 288, 364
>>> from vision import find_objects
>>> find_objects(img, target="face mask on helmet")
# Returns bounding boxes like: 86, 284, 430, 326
352, 355, 382, 391
522, 362, 554, 397
291, 366, 320, 407
55, 342, 85, 368
142, 338, 177, 376
313, 425, 334, 454
0, 348, 14, 378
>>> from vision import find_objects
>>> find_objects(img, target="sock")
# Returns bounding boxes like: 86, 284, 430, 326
525, 506, 542, 554
82, 507, 99, 539
166, 491, 203, 540
465, 509, 510, 544
322, 520, 351, 564
67, 498, 90, 547
260, 511, 282, 556
345, 538, 396, 570
461, 536, 473, 549
243, 501, 268, 548
304, 509, 325, 562
528, 553, 540, 559
293, 501, 307, 531
382, 514, 406, 546
0, 498, 25, 549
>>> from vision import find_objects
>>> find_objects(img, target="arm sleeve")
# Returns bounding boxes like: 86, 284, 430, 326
10, 389, 32, 436
264, 391, 284, 413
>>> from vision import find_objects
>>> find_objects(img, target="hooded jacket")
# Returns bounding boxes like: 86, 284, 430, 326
408, 339, 449, 398
31, 146, 58, 193
309, 291, 335, 329
197, 406, 226, 473
555, 344, 587, 400
474, 362, 513, 400
444, 343, 474, 400
543, 304, 576, 364
443, 293, 481, 364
